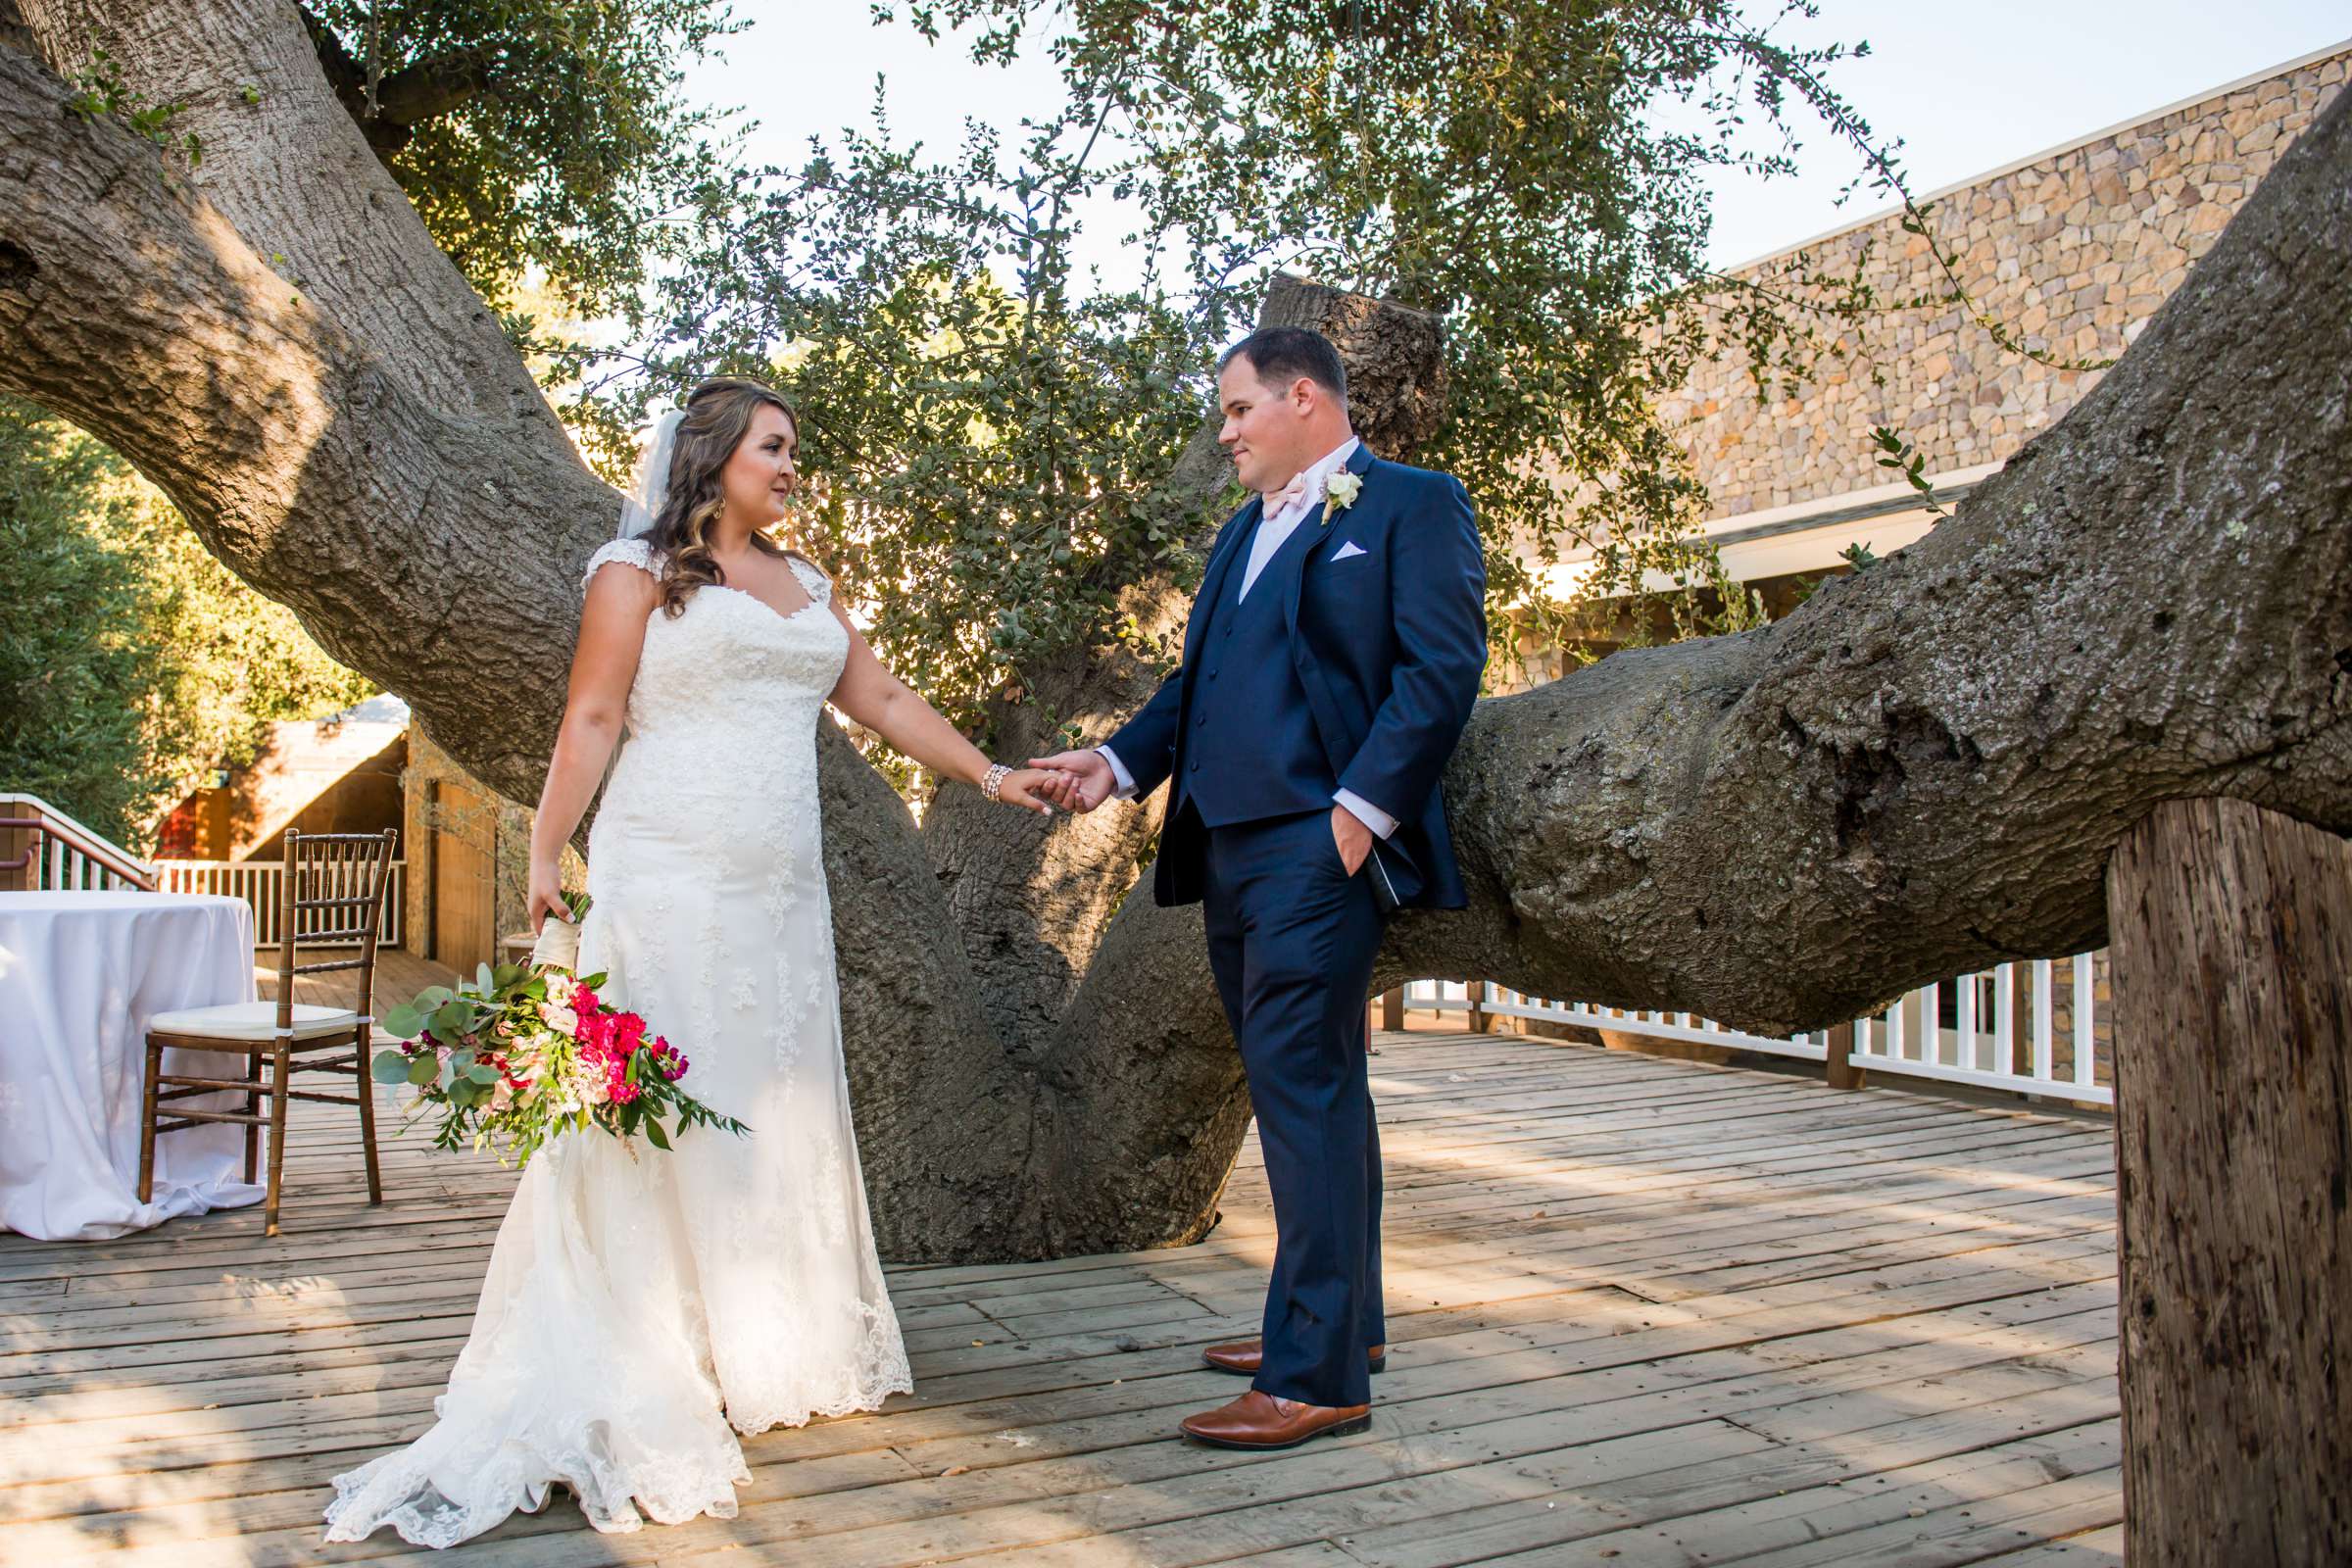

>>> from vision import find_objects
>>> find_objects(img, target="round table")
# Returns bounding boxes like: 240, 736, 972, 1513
0, 891, 264, 1240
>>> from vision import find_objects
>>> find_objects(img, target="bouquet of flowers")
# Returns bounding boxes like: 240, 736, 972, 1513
369, 894, 746, 1166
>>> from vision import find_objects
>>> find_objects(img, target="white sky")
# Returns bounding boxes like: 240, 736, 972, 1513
680, 3, 2348, 283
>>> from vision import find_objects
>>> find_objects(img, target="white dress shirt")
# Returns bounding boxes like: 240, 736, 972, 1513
1098, 436, 1398, 840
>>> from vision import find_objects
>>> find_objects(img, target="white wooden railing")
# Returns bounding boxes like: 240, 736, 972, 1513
1399, 953, 2113, 1108
154, 858, 407, 948
0, 793, 156, 891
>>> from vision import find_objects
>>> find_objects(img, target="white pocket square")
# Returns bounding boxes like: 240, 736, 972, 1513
1331, 541, 1369, 562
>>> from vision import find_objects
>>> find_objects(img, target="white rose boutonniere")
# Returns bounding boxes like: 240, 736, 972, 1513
1323, 471, 1363, 517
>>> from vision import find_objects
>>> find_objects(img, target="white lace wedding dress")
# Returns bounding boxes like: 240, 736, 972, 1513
323, 542, 912, 1547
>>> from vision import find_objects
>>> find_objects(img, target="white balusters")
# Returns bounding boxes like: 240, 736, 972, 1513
1391, 949, 2111, 1107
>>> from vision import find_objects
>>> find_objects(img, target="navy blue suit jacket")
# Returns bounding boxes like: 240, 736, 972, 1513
1107, 443, 1488, 909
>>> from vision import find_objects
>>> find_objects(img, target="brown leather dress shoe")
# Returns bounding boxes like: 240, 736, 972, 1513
1200, 1339, 1388, 1376
1179, 1389, 1372, 1449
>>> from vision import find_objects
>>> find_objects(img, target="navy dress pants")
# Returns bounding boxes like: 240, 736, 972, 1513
1201, 808, 1389, 1409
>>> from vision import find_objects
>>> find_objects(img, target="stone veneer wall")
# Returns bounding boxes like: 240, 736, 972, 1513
1662, 47, 2346, 521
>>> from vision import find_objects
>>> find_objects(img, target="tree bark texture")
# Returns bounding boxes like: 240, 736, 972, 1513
1, 6, 2348, 1260
2107, 798, 2352, 1567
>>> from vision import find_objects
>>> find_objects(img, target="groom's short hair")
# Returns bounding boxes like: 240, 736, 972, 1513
1220, 326, 1348, 407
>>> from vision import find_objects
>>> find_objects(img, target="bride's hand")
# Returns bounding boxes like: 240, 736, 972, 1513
526, 861, 569, 934
994, 766, 1071, 817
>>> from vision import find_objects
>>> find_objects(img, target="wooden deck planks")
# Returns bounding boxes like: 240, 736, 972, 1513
0, 1028, 2123, 1564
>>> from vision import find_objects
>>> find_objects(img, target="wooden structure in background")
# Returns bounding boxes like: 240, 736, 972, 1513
424, 778, 496, 976
400, 725, 513, 977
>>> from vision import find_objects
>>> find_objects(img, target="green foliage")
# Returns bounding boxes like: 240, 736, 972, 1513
300, 0, 745, 318
0, 399, 375, 850
1870, 423, 1945, 517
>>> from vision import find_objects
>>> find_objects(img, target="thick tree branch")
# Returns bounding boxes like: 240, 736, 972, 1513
1034, 85, 2352, 1242
18, 0, 559, 439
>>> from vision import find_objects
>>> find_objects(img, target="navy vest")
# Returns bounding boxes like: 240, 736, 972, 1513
1181, 517, 1339, 829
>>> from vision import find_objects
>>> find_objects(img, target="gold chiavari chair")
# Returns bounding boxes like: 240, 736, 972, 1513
137, 829, 399, 1236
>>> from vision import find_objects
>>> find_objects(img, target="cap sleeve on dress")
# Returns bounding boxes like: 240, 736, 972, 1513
783, 552, 832, 606
582, 537, 661, 592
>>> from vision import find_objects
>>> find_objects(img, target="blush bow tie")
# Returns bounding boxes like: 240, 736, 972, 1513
1262, 473, 1313, 517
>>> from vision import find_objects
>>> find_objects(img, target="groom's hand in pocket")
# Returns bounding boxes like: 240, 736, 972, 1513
1027, 750, 1116, 812
1331, 805, 1374, 876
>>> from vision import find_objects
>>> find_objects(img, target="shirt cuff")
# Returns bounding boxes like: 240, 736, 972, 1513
1097, 746, 1139, 800
1334, 789, 1397, 839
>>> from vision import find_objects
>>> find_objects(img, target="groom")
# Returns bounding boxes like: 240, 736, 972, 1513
1035, 325, 1487, 1448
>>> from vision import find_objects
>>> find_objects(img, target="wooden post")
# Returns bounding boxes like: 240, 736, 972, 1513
2107, 798, 2352, 1566
1379, 986, 1403, 1034
1824, 1019, 1864, 1090
1466, 982, 1489, 1036
2007, 962, 2033, 1078
0, 800, 40, 892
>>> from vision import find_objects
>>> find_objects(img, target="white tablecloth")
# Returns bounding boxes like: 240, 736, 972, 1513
0, 891, 265, 1240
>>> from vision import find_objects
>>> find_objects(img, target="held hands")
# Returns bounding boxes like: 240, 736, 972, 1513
1024, 749, 1118, 813
992, 765, 1082, 816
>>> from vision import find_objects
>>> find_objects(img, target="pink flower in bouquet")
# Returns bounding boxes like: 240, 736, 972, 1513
574, 1006, 616, 1056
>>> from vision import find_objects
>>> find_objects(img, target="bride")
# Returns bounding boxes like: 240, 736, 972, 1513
324, 377, 1069, 1547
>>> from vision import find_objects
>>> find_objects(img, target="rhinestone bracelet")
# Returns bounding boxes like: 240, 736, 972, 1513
981, 761, 1012, 803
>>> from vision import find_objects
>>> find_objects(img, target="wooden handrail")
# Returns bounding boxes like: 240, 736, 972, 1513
0, 794, 156, 891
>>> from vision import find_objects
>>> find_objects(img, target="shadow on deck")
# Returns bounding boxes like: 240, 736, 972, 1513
0, 1031, 2124, 1566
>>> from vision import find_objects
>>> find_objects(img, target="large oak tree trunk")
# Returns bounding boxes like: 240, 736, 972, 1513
0, 4, 2348, 1271
2108, 799, 2352, 1566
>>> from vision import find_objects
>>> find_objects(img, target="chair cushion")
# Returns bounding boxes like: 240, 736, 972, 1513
147, 1001, 368, 1043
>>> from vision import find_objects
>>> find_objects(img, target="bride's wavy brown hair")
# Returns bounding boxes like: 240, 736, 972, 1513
644, 377, 799, 618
